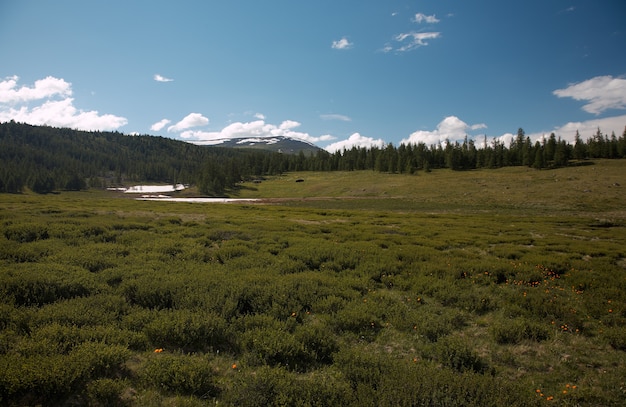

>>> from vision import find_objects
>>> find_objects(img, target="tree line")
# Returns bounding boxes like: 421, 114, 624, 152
1, 121, 625, 195
306, 127, 626, 173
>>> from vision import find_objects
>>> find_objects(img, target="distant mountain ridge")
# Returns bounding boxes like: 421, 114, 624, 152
197, 135, 322, 155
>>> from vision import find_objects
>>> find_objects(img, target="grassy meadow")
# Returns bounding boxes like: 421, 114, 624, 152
1, 160, 625, 406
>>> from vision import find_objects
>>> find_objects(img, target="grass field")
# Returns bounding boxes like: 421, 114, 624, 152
230, 160, 621, 212
1, 160, 625, 406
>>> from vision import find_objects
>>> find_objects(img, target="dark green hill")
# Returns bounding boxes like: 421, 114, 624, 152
0, 121, 290, 195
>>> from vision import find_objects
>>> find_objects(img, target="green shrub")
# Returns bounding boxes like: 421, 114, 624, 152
122, 276, 176, 309
434, 336, 491, 374
0, 264, 97, 306
490, 317, 551, 344
0, 239, 52, 263
331, 300, 383, 341
139, 353, 216, 397
70, 342, 131, 379
605, 326, 626, 351
85, 378, 130, 407
240, 327, 310, 371
32, 294, 128, 328
3, 223, 49, 242
144, 309, 229, 352
221, 365, 289, 407
0, 343, 129, 405
413, 308, 467, 342
295, 322, 338, 366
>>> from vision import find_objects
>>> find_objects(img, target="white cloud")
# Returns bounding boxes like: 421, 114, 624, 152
167, 113, 209, 132
0, 75, 72, 103
553, 75, 626, 114
254, 112, 265, 120
0, 76, 127, 131
150, 118, 171, 131
527, 114, 626, 144
332, 37, 353, 50
178, 119, 336, 146
320, 113, 352, 122
394, 32, 440, 52
324, 133, 386, 153
401, 116, 486, 146
0, 98, 127, 131
154, 74, 174, 82
413, 13, 440, 24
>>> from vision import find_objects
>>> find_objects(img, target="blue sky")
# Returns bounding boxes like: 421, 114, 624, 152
1, 1, 625, 152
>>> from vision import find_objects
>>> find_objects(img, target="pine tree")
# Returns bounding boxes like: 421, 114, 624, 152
532, 141, 544, 169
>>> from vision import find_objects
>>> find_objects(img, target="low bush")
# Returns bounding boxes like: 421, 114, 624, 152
239, 326, 311, 371
86, 378, 130, 407
434, 336, 491, 374
0, 264, 97, 306
490, 316, 552, 344
3, 223, 49, 242
144, 309, 230, 352
139, 353, 216, 397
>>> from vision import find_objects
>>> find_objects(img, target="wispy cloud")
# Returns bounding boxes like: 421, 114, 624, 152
0, 75, 127, 131
553, 75, 626, 114
394, 32, 441, 52
320, 113, 352, 122
383, 11, 442, 53
167, 113, 209, 132
150, 118, 171, 131
154, 74, 174, 82
413, 13, 440, 24
324, 133, 385, 153
331, 37, 353, 50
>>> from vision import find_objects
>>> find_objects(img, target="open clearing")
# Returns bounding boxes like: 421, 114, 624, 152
1, 160, 625, 406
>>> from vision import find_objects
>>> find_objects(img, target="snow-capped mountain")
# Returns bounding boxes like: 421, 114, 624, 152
197, 136, 322, 155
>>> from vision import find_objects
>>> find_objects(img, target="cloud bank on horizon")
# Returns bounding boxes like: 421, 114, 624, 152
1, 74, 625, 152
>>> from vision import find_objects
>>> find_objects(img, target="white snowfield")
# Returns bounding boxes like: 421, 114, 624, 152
136, 197, 260, 203
120, 184, 187, 193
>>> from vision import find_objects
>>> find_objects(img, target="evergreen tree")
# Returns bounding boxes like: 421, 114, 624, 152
532, 141, 544, 169
573, 131, 586, 160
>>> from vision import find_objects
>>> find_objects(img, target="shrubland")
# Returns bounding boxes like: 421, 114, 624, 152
1, 160, 625, 406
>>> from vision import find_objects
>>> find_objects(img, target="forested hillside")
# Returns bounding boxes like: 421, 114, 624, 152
1, 122, 625, 195
0, 122, 288, 195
